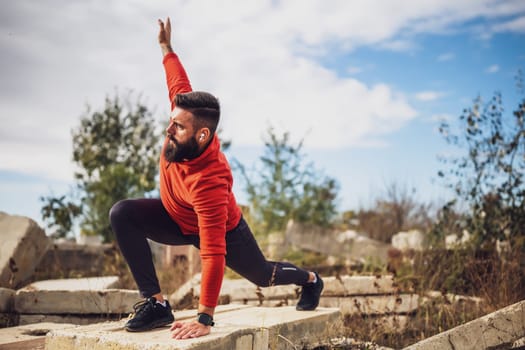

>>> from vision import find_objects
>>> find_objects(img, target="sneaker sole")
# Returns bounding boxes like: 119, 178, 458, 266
125, 316, 175, 332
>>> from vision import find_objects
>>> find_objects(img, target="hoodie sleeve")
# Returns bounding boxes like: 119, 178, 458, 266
162, 52, 193, 111
191, 175, 230, 307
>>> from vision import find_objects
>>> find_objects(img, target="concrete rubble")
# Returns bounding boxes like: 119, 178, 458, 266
285, 220, 392, 264
0, 212, 51, 289
405, 299, 525, 350
15, 276, 138, 317
0, 322, 76, 350
0, 287, 16, 328
170, 273, 414, 337
171, 274, 415, 317
44, 305, 341, 350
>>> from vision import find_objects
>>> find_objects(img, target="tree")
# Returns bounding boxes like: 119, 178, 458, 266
352, 182, 433, 243
436, 72, 525, 248
235, 127, 339, 234
41, 92, 162, 242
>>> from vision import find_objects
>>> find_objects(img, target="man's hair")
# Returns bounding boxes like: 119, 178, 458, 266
175, 91, 220, 134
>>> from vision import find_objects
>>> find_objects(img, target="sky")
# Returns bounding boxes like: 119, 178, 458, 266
1, 0, 524, 230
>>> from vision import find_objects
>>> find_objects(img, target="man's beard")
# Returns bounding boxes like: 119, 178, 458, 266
164, 135, 200, 163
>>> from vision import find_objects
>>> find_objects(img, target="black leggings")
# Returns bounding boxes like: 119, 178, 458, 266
109, 198, 310, 298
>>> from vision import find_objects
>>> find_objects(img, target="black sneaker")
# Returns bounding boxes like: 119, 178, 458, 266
296, 273, 324, 311
125, 297, 175, 332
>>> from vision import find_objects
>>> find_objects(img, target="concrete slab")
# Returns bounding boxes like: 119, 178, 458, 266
323, 275, 396, 296
0, 313, 18, 328
45, 306, 341, 350
19, 304, 252, 326
405, 299, 525, 350
19, 314, 125, 326
0, 288, 14, 312
320, 294, 419, 315
18, 276, 120, 291
170, 274, 398, 308
286, 221, 391, 264
15, 278, 139, 314
0, 212, 51, 289
0, 322, 76, 350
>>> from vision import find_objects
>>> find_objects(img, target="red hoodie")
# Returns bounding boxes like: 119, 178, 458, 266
159, 52, 242, 307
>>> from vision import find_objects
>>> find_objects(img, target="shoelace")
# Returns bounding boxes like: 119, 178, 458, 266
127, 298, 155, 319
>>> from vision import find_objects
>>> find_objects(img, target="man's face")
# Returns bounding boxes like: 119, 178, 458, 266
164, 107, 200, 163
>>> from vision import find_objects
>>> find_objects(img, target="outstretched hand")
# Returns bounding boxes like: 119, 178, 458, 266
158, 17, 171, 46
170, 320, 211, 339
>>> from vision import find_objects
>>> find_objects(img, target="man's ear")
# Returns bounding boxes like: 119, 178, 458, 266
197, 128, 211, 144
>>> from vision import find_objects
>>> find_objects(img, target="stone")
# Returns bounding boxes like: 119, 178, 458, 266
0, 212, 51, 289
45, 305, 341, 350
391, 230, 425, 251
15, 276, 138, 314
266, 232, 288, 260
0, 288, 15, 312
34, 241, 117, 281
319, 294, 419, 315
405, 299, 525, 350
286, 220, 391, 264
0, 313, 18, 328
19, 314, 126, 326
322, 275, 397, 296
423, 291, 483, 306
0, 322, 76, 350
170, 274, 398, 308
169, 273, 202, 308
76, 234, 103, 245
19, 275, 121, 291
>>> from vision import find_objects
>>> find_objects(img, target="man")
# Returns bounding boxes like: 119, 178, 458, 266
109, 17, 324, 340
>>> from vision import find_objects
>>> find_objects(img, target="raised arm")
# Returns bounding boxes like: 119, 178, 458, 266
158, 17, 192, 110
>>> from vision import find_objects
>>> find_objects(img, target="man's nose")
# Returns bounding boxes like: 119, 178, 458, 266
166, 120, 175, 135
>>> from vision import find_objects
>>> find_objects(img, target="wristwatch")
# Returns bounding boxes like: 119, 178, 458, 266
197, 313, 215, 326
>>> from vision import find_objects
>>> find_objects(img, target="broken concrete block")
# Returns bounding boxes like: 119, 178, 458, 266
0, 322, 76, 349
0, 212, 51, 288
19, 314, 125, 326
170, 274, 399, 310
286, 220, 392, 264
405, 299, 525, 350
391, 229, 425, 251
322, 275, 397, 296
34, 241, 117, 280
45, 306, 341, 350
0, 287, 14, 312
19, 275, 120, 291
0, 313, 18, 328
15, 276, 138, 314
319, 294, 419, 315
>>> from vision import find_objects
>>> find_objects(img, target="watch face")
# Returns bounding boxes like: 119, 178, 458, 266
197, 313, 214, 326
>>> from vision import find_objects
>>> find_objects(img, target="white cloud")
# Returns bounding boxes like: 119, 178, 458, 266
347, 66, 363, 75
486, 64, 500, 73
437, 52, 455, 62
493, 15, 525, 33
1, 0, 525, 182
415, 91, 444, 101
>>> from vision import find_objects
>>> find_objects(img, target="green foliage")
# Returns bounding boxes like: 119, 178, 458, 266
41, 92, 161, 242
436, 72, 525, 248
235, 127, 339, 235
40, 195, 82, 238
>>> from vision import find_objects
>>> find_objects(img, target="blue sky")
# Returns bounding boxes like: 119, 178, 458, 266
1, 1, 524, 230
